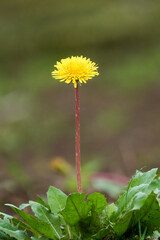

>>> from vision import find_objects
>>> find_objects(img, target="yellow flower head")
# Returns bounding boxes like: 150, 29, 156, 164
51, 56, 99, 88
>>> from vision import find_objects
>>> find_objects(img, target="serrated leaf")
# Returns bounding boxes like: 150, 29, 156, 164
29, 201, 62, 239
0, 217, 18, 231
6, 204, 58, 239
61, 193, 92, 225
0, 212, 28, 230
113, 169, 159, 220
88, 192, 107, 214
148, 178, 160, 194
109, 169, 160, 236
115, 184, 151, 218
47, 186, 67, 214
0, 217, 30, 240
0, 227, 30, 240
112, 189, 151, 235
129, 168, 157, 188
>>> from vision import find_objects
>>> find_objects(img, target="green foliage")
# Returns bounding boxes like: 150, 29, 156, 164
61, 193, 92, 226
0, 217, 30, 240
47, 186, 67, 214
1, 169, 160, 239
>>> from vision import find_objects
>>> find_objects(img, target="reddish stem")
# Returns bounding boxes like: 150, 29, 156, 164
75, 84, 82, 193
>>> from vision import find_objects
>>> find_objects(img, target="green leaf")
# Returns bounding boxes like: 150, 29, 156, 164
2, 169, 160, 240
148, 177, 160, 193
105, 203, 117, 219
0, 217, 30, 240
88, 192, 107, 214
47, 186, 67, 214
61, 193, 92, 225
113, 169, 159, 220
0, 231, 11, 240
29, 201, 62, 239
92, 228, 108, 239
109, 168, 160, 236
36, 196, 49, 209
111, 190, 150, 235
0, 227, 30, 240
6, 204, 58, 239
0, 212, 28, 230
19, 203, 30, 210
129, 168, 157, 188
134, 192, 160, 233
86, 209, 101, 234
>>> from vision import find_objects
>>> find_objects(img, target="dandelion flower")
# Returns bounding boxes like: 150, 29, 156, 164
51, 55, 99, 193
51, 56, 99, 88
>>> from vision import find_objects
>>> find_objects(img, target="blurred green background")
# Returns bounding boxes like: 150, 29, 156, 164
0, 0, 160, 207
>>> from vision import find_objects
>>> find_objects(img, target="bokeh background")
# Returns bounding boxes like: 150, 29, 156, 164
1, 0, 160, 209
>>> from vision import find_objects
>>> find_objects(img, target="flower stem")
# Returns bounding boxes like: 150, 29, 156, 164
75, 84, 82, 193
